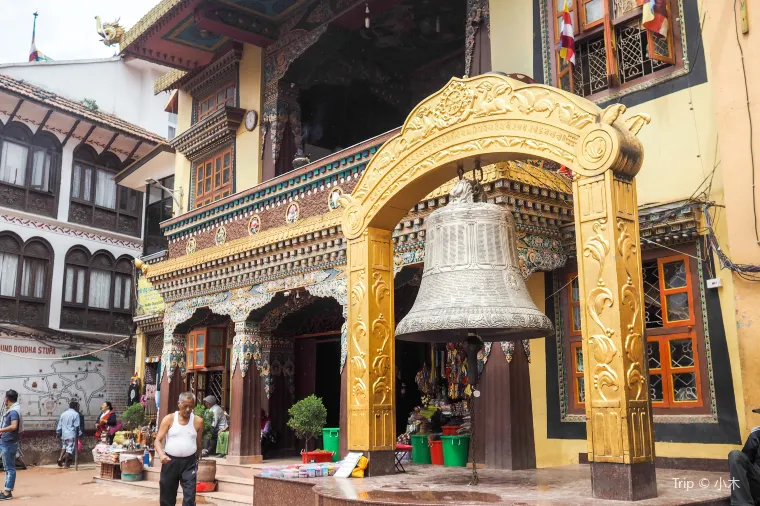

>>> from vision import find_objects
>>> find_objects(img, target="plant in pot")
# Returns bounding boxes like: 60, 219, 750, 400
193, 404, 217, 491
119, 404, 149, 477
287, 395, 330, 463
121, 404, 149, 431
120, 404, 149, 450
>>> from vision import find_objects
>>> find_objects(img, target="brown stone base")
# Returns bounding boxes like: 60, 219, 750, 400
226, 454, 263, 465
253, 476, 316, 506
591, 461, 658, 501
366, 450, 395, 477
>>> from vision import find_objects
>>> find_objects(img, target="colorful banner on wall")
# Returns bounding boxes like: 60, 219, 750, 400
136, 275, 165, 316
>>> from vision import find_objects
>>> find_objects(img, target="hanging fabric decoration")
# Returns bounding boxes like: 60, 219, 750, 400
445, 343, 468, 400
365, 3, 370, 29
501, 341, 516, 363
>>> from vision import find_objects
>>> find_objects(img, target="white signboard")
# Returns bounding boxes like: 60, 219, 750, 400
334, 452, 364, 479
0, 337, 110, 431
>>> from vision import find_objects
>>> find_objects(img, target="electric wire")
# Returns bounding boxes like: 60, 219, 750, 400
732, 0, 758, 243
0, 336, 130, 360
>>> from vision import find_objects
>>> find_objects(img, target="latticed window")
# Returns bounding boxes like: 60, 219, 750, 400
551, 0, 680, 99
563, 250, 705, 412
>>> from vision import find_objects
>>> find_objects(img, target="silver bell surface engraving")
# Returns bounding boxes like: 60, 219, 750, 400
395, 178, 554, 343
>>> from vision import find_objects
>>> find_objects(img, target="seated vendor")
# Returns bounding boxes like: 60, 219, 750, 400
729, 407, 760, 505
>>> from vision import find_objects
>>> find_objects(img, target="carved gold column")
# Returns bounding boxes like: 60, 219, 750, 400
346, 227, 396, 475
573, 170, 656, 500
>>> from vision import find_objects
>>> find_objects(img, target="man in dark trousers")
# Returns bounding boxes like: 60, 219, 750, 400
729, 407, 760, 505
0, 390, 21, 501
154, 392, 203, 506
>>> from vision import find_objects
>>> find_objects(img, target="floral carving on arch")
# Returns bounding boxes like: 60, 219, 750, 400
338, 73, 650, 240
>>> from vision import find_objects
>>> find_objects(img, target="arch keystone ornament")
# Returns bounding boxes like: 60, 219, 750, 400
341, 73, 656, 498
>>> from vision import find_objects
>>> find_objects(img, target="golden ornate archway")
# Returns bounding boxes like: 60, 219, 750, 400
340, 73, 657, 498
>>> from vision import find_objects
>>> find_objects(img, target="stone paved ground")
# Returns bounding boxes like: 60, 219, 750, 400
1, 465, 155, 505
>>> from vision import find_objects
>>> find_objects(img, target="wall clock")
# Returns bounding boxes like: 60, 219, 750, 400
245, 110, 258, 131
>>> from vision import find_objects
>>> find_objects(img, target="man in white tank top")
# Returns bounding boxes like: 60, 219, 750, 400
154, 392, 204, 506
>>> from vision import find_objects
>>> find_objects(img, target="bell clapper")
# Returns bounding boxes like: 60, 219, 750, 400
467, 331, 482, 486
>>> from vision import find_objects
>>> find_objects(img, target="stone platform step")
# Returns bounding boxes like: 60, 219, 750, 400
95, 477, 252, 506
144, 466, 253, 496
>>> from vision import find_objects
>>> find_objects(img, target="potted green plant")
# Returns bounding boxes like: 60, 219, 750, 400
287, 395, 330, 463
193, 404, 217, 490
121, 404, 148, 431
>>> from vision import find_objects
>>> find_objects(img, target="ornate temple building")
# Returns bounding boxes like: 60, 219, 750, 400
120, 0, 759, 496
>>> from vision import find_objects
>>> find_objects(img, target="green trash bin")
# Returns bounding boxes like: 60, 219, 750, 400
322, 428, 340, 462
441, 435, 470, 467
410, 434, 432, 464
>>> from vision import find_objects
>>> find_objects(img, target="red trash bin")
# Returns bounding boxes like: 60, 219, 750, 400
430, 440, 444, 465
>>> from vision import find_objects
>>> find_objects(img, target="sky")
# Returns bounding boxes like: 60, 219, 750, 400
0, 0, 160, 64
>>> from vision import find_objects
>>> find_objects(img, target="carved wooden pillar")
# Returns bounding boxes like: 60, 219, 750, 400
346, 227, 396, 476
466, 0, 492, 76
159, 333, 187, 418
474, 343, 536, 470
227, 321, 263, 465
260, 332, 295, 400
573, 170, 656, 500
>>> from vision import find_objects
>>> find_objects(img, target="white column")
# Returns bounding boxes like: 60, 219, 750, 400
48, 246, 66, 330
57, 143, 75, 222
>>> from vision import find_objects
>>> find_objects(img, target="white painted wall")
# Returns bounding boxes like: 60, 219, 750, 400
0, 56, 174, 331
0, 57, 173, 138
0, 213, 140, 332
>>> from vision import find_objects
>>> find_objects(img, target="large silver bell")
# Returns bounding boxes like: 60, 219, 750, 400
395, 176, 554, 343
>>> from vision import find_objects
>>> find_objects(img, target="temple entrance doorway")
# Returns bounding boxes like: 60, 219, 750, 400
258, 293, 344, 458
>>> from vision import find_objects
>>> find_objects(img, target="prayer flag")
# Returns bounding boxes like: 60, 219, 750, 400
643, 0, 669, 37
28, 12, 53, 62
558, 0, 576, 65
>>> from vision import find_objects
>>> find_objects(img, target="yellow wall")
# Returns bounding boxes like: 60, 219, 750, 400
498, 0, 753, 464
174, 90, 192, 214
703, 0, 760, 440
490, 0, 534, 76
525, 272, 589, 468
628, 83, 720, 206
235, 43, 264, 192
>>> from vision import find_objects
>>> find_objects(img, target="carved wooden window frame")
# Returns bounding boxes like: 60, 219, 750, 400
187, 326, 227, 370
657, 254, 696, 328
0, 233, 52, 327
569, 340, 585, 409
70, 146, 143, 236
197, 82, 236, 122
548, 0, 683, 101
61, 247, 134, 334
561, 245, 708, 414
144, 175, 175, 256
193, 145, 233, 209
0, 121, 62, 217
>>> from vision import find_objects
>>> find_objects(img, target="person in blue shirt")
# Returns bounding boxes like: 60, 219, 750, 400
56, 401, 82, 469
0, 390, 21, 501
